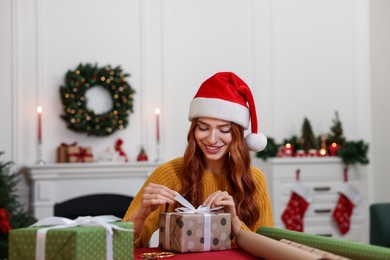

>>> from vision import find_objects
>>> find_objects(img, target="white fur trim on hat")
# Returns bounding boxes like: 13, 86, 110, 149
245, 133, 268, 152
189, 97, 250, 129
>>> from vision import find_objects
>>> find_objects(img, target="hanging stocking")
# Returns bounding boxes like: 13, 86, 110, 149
281, 170, 313, 232
332, 181, 360, 235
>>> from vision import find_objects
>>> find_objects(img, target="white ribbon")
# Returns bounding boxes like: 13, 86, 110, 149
164, 194, 223, 251
31, 215, 132, 260
175, 193, 223, 214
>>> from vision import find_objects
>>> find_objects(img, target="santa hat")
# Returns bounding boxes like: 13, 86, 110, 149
188, 72, 267, 152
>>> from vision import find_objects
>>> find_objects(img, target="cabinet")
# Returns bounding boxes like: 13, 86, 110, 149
252, 157, 368, 243
24, 162, 159, 220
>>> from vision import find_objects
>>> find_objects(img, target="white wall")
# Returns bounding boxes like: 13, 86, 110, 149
370, 0, 390, 203
0, 0, 13, 164
1, 0, 386, 205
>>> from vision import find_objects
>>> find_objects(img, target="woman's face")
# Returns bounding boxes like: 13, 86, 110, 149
194, 117, 232, 162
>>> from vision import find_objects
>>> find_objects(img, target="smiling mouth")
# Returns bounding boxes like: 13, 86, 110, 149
205, 145, 223, 154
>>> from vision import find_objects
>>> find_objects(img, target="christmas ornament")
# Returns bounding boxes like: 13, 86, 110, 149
300, 117, 318, 153
326, 111, 346, 147
281, 170, 313, 232
99, 147, 119, 162
137, 147, 149, 162
332, 168, 360, 235
115, 138, 128, 162
60, 63, 135, 137
0, 208, 11, 234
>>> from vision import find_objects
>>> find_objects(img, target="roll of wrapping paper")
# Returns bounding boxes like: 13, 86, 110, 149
235, 230, 322, 260
280, 239, 350, 260
257, 226, 390, 260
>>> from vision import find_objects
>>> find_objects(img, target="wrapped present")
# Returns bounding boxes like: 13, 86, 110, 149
8, 215, 133, 260
56, 142, 77, 163
159, 193, 231, 253
67, 146, 94, 162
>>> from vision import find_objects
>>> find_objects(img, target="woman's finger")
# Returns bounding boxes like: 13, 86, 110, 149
203, 190, 223, 207
146, 183, 177, 197
144, 183, 176, 200
143, 192, 174, 204
203, 191, 232, 207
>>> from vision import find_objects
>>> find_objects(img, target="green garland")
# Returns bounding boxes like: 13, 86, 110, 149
60, 63, 135, 136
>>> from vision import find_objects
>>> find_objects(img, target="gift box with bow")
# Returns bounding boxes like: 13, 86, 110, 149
56, 142, 77, 163
159, 194, 231, 253
67, 146, 94, 163
8, 215, 133, 260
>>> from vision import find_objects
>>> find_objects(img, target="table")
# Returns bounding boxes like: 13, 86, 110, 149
135, 247, 257, 259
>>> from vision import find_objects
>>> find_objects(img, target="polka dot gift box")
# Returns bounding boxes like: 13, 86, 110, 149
8, 217, 133, 260
159, 212, 231, 253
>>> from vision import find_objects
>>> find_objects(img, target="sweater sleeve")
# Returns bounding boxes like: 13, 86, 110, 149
122, 158, 182, 247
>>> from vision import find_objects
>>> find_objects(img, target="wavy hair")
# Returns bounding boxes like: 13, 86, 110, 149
177, 119, 260, 229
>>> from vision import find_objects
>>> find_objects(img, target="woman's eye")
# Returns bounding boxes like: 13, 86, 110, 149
220, 128, 231, 134
198, 125, 208, 131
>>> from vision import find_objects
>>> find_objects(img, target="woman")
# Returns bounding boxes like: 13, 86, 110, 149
122, 72, 274, 247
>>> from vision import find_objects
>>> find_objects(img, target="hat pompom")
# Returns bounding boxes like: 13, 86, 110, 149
245, 132, 268, 152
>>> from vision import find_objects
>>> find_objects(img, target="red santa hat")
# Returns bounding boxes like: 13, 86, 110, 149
188, 72, 267, 152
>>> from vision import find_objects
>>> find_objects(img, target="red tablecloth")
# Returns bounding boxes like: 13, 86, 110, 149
135, 247, 257, 259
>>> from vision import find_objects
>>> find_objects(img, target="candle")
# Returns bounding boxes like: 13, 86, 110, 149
329, 142, 340, 156
155, 108, 160, 143
318, 147, 328, 156
284, 143, 293, 157
37, 106, 42, 144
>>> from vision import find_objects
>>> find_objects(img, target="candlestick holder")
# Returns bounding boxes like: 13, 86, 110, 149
155, 141, 162, 163
37, 142, 46, 165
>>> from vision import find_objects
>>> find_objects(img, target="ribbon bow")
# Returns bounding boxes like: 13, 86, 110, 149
60, 141, 77, 147
68, 147, 92, 162
174, 193, 223, 213
31, 215, 132, 260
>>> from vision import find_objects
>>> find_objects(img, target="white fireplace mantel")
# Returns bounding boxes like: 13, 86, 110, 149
23, 162, 159, 220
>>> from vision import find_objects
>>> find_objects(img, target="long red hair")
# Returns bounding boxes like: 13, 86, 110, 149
177, 119, 260, 229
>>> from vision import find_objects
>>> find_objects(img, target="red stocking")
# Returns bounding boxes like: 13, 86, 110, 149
332, 183, 360, 235
281, 183, 313, 232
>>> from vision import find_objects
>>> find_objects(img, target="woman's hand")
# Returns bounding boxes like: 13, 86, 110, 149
138, 183, 177, 218
203, 190, 242, 236
129, 183, 176, 239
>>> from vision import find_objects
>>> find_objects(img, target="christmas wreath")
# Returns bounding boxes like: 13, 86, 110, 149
60, 63, 135, 137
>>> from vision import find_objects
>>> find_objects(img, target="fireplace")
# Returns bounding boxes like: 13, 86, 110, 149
24, 162, 158, 220
54, 193, 133, 219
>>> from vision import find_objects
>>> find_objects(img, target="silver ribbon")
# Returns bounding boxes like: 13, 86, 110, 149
31, 215, 132, 260
164, 194, 223, 251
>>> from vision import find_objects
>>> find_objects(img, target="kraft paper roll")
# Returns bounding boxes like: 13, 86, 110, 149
235, 230, 322, 260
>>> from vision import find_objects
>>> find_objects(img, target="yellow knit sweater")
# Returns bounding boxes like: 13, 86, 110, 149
122, 157, 274, 247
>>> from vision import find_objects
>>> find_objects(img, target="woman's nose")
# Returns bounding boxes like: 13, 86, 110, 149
207, 129, 218, 143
